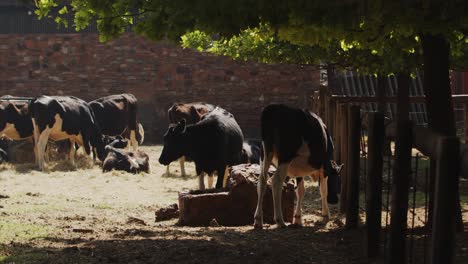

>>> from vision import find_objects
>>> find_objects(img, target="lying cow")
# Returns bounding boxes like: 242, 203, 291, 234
159, 106, 243, 189
254, 104, 342, 229
103, 146, 150, 174
89, 94, 144, 150
240, 139, 262, 164
29, 96, 106, 170
166, 102, 215, 176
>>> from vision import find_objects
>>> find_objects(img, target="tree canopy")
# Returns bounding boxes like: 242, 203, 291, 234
34, 0, 467, 75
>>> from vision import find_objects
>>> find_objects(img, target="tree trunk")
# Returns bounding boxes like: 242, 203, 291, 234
421, 33, 463, 232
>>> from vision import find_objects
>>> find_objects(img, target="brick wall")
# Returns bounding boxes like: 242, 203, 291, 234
0, 33, 320, 142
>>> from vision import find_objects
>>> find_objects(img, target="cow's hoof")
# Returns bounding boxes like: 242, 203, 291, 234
275, 222, 287, 229
288, 223, 303, 229
253, 223, 263, 230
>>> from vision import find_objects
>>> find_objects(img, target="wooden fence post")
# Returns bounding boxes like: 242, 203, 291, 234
388, 120, 413, 264
339, 104, 349, 214
430, 137, 459, 264
334, 102, 342, 161
365, 112, 385, 258
345, 105, 361, 228
465, 102, 468, 143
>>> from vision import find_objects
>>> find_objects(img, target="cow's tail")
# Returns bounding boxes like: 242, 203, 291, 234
137, 123, 145, 145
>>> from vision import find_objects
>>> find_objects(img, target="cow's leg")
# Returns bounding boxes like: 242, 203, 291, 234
130, 130, 138, 151
37, 128, 51, 171
69, 139, 76, 166
272, 163, 288, 228
222, 166, 230, 188
215, 165, 228, 189
319, 168, 331, 218
179, 156, 186, 177
198, 171, 206, 190
293, 177, 305, 226
166, 165, 170, 175
254, 151, 272, 229
207, 173, 214, 189
32, 119, 39, 165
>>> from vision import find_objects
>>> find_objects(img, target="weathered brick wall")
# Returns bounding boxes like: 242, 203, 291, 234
0, 33, 319, 142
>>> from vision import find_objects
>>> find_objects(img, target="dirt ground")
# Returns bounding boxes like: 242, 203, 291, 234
0, 145, 467, 264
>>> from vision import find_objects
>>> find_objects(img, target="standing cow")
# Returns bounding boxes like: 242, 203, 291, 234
29, 96, 106, 170
89, 94, 144, 151
254, 104, 342, 229
159, 106, 243, 189
166, 102, 215, 176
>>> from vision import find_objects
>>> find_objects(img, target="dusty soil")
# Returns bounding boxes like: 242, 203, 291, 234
0, 145, 466, 264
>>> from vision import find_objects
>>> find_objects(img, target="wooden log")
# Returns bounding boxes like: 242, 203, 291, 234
177, 164, 295, 226
339, 104, 349, 214
345, 105, 361, 228
430, 137, 459, 264
388, 120, 413, 264
365, 112, 385, 258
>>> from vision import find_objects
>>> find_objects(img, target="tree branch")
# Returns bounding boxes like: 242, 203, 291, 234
96, 9, 157, 21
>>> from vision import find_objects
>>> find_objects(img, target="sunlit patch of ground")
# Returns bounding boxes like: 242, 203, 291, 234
0, 145, 466, 263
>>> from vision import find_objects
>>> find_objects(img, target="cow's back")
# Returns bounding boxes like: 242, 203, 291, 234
191, 107, 244, 168
261, 104, 328, 168
89, 94, 138, 135
168, 102, 215, 125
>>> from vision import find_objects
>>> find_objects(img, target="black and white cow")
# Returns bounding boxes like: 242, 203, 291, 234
89, 94, 144, 151
254, 104, 342, 228
0, 99, 33, 140
29, 96, 106, 170
240, 139, 262, 164
166, 102, 215, 176
159, 106, 244, 189
102, 146, 150, 174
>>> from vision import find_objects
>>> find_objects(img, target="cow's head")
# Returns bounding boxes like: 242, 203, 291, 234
158, 119, 187, 165
326, 160, 344, 204
0, 102, 20, 132
106, 135, 128, 149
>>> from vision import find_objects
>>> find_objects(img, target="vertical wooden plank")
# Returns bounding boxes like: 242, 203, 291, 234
334, 102, 342, 161
388, 120, 412, 264
345, 105, 361, 228
465, 102, 468, 143
377, 76, 387, 114
366, 112, 385, 258
328, 98, 336, 138
430, 137, 459, 264
339, 104, 349, 214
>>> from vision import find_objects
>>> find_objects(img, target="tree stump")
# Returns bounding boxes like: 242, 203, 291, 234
177, 164, 295, 226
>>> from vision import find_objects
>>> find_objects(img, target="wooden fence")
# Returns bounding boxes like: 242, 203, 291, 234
312, 88, 468, 264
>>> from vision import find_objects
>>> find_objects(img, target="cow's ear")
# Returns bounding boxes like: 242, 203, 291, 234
190, 106, 202, 123
336, 164, 344, 174
5, 103, 18, 113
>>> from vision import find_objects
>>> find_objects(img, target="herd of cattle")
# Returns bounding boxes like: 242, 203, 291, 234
0, 93, 343, 227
